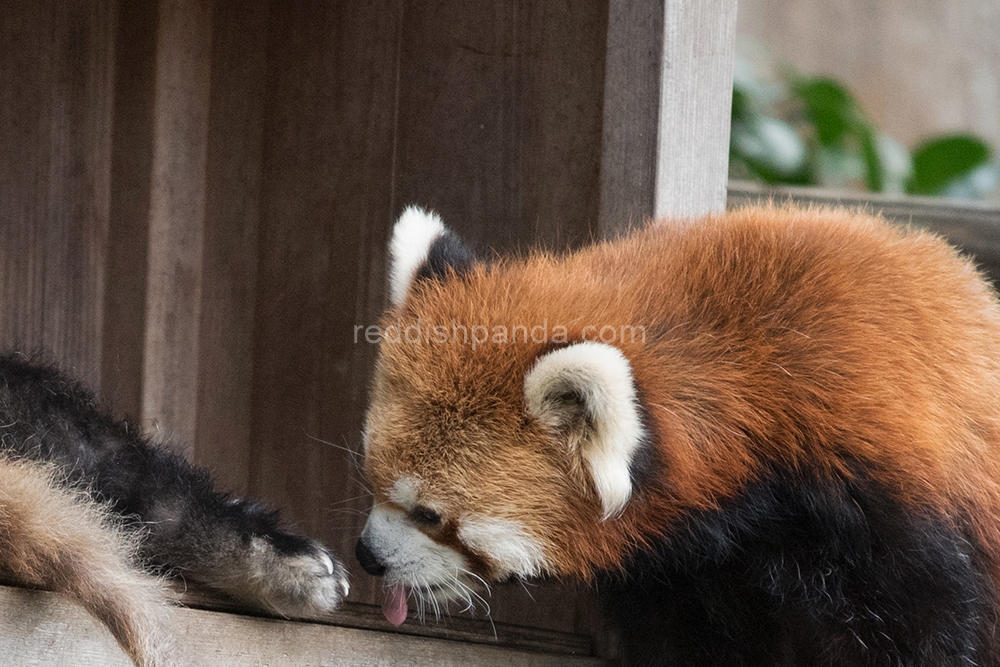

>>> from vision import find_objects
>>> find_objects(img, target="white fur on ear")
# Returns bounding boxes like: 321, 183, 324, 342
524, 342, 646, 520
388, 206, 446, 308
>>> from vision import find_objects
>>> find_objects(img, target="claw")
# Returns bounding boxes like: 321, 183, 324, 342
319, 551, 335, 576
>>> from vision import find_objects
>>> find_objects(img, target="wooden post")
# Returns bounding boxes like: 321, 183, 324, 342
598, 0, 738, 235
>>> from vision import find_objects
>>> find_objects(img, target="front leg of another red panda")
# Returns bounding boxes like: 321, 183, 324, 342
0, 353, 349, 619
106, 442, 351, 617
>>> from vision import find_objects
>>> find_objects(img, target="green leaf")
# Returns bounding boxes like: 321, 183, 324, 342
731, 85, 753, 123
793, 78, 859, 148
908, 135, 993, 196
859, 127, 883, 192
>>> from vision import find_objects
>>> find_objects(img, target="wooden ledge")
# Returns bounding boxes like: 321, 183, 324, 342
0, 584, 606, 666
727, 182, 1000, 267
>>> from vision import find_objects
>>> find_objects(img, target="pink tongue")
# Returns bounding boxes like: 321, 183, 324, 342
382, 583, 409, 626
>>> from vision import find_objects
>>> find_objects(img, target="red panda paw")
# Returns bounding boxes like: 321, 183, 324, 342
234, 539, 350, 616
186, 533, 350, 617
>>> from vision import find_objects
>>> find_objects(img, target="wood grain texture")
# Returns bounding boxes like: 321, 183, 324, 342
597, 0, 661, 233
192, 0, 270, 495
101, 0, 158, 420
0, 1, 54, 359
653, 0, 737, 219
737, 0, 1000, 152
392, 0, 607, 253
0, 0, 116, 384
0, 585, 606, 667
40, 0, 116, 382
141, 0, 213, 453
599, 0, 737, 234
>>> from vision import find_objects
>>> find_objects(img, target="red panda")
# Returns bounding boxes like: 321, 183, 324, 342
356, 205, 1000, 666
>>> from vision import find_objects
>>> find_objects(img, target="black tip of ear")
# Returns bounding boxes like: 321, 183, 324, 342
416, 230, 476, 283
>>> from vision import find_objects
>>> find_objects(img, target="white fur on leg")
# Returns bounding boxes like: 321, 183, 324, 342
232, 536, 350, 615
388, 206, 446, 308
524, 342, 646, 520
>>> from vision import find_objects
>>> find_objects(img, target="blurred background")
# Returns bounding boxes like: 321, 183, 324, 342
733, 0, 999, 201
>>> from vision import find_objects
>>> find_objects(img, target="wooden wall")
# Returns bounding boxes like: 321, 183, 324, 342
0, 0, 610, 637
0, 0, 115, 387
737, 0, 1000, 153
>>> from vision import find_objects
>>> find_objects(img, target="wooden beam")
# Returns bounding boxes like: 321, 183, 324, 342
191, 0, 269, 495
598, 0, 738, 235
0, 585, 605, 667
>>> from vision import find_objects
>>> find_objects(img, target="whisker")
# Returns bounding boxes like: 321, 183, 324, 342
517, 578, 536, 602
326, 494, 374, 506
305, 432, 361, 456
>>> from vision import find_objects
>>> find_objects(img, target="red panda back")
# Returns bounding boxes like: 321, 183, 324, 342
393, 204, 1000, 546
618, 207, 1000, 560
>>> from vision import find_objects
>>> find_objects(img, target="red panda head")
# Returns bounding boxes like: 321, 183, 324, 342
357, 207, 650, 624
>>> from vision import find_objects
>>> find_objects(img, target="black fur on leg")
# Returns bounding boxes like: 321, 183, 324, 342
0, 351, 348, 616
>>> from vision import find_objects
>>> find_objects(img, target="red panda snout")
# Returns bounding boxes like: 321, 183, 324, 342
357, 474, 553, 623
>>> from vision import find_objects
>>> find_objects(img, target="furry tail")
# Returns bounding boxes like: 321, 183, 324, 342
0, 455, 173, 667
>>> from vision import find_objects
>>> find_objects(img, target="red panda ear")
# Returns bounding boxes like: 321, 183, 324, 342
387, 206, 475, 307
523, 342, 646, 520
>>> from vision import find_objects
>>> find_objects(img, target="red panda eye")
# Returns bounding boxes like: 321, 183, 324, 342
410, 505, 442, 526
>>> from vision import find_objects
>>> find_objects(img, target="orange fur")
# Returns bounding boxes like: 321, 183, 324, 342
365, 204, 1000, 587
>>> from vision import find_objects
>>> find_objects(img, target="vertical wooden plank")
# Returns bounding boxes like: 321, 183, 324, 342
42, 0, 117, 382
102, 0, 159, 419
392, 0, 607, 253
599, 0, 737, 234
0, 1, 54, 355
0, 0, 116, 384
192, 0, 269, 494
141, 0, 213, 452
597, 0, 661, 232
653, 0, 737, 219
251, 0, 401, 593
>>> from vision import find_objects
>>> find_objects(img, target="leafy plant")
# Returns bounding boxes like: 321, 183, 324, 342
909, 135, 996, 198
730, 58, 999, 200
